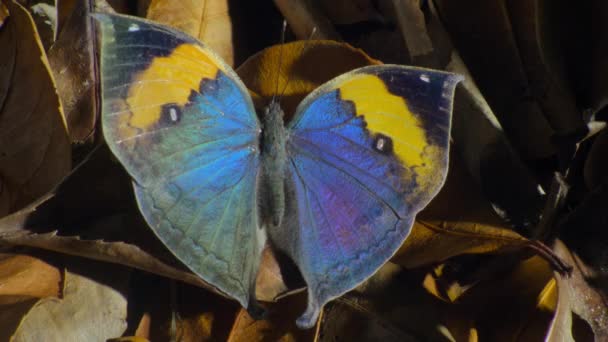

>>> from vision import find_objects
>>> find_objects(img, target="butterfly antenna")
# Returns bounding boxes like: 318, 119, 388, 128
277, 26, 317, 102
272, 20, 288, 105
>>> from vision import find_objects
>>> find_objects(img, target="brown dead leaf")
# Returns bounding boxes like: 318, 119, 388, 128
319, 0, 382, 25
0, 2, 8, 27
0, 253, 61, 298
319, 263, 453, 341
124, 274, 239, 341
584, 128, 608, 189
0, 297, 39, 342
546, 240, 604, 341
228, 292, 317, 342
507, 1, 585, 143
588, 1, 608, 114
392, 0, 436, 66
10, 260, 129, 340
440, 256, 556, 341
146, 0, 235, 66
274, 0, 341, 40
48, 0, 98, 143
255, 247, 289, 302
392, 152, 532, 268
237, 40, 378, 117
29, 2, 56, 51
547, 183, 608, 340
0, 0, 71, 216
173, 282, 240, 341
435, 0, 555, 161
0, 252, 62, 341
55, 0, 77, 37
405, 0, 545, 230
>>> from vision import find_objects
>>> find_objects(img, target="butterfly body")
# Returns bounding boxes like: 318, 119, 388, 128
95, 13, 462, 328
260, 101, 288, 228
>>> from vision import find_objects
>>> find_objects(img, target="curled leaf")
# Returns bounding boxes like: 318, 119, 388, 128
0, 0, 71, 216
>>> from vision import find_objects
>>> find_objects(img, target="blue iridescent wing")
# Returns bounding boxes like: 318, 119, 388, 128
281, 65, 462, 327
95, 13, 263, 308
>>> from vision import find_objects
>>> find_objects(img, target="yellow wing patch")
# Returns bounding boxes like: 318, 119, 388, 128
126, 43, 225, 129
336, 74, 428, 167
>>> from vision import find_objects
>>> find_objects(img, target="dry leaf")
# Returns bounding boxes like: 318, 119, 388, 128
584, 128, 608, 189
393, 152, 532, 268
0, 1, 8, 26
319, 0, 382, 25
392, 0, 436, 65
0, 252, 62, 341
29, 2, 56, 51
546, 240, 604, 341
319, 263, 453, 341
0, 297, 39, 341
10, 261, 129, 341
48, 0, 98, 143
237, 40, 378, 116
228, 292, 317, 342
0, 0, 71, 216
146, 0, 235, 66
0, 253, 61, 298
507, 1, 585, 143
273, 0, 340, 40
435, 0, 555, 161
124, 274, 239, 341
440, 256, 556, 341
547, 184, 608, 340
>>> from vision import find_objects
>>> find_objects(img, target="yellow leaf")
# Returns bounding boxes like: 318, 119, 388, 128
237, 40, 379, 117
147, 0, 235, 66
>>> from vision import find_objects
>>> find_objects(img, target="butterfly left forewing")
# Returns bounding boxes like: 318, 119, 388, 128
96, 13, 264, 309
280, 65, 462, 328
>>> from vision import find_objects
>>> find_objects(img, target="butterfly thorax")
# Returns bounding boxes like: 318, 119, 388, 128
260, 100, 287, 227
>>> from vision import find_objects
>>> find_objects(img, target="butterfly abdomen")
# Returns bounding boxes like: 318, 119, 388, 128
261, 100, 288, 227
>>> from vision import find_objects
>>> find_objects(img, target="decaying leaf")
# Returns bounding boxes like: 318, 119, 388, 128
0, 0, 606, 339
0, 0, 71, 216
273, 0, 340, 40
228, 292, 317, 341
10, 261, 129, 341
0, 253, 61, 299
319, 263, 453, 341
319, 0, 382, 25
48, 0, 98, 143
146, 0, 235, 65
546, 240, 604, 341
438, 256, 556, 341
393, 152, 539, 268
237, 40, 378, 116
435, 0, 556, 161
0, 2, 8, 27
124, 275, 239, 341
29, 2, 56, 51
0, 252, 62, 341
584, 128, 608, 189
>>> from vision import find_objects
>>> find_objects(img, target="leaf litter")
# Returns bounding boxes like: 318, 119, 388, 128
0, 0, 607, 340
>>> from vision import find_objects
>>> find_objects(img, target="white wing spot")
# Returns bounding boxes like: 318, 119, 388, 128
420, 74, 431, 83
376, 137, 386, 150
169, 107, 179, 122
128, 24, 140, 32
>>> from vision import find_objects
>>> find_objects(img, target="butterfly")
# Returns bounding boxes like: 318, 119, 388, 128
94, 13, 462, 328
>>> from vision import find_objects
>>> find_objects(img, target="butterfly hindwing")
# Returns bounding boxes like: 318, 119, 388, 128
282, 65, 462, 327
96, 13, 264, 308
